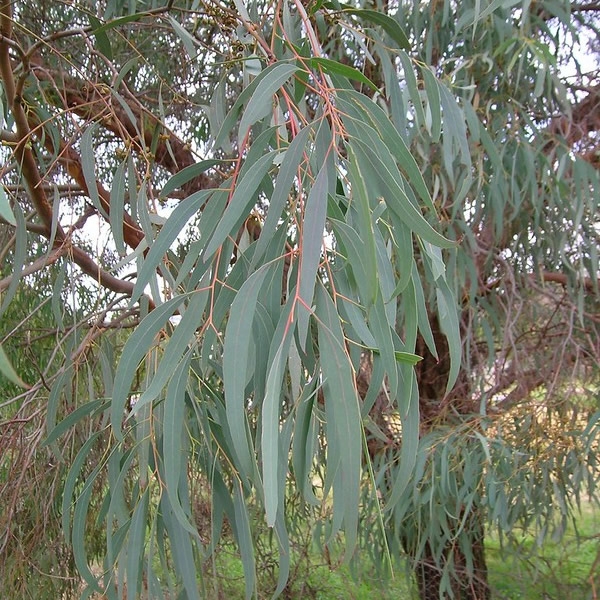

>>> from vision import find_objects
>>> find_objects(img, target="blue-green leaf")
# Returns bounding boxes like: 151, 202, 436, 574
81, 124, 107, 219
239, 63, 298, 140
0, 185, 16, 226
0, 343, 29, 388
130, 189, 212, 304
133, 290, 208, 414
262, 307, 294, 527
203, 152, 275, 259
161, 160, 224, 197
126, 490, 149, 600
316, 283, 362, 557
111, 295, 189, 440
223, 263, 276, 479
251, 124, 313, 268
297, 163, 329, 348
233, 480, 256, 600
163, 351, 198, 534
110, 160, 127, 255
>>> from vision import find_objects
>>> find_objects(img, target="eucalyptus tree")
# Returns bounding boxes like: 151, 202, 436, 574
1, 0, 599, 599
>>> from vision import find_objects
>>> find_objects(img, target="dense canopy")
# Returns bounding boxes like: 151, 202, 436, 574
0, 1, 599, 598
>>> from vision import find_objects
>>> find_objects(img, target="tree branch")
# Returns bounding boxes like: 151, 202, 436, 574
538, 271, 600, 293
548, 84, 600, 164
31, 64, 214, 196
571, 2, 600, 12
1, 3, 60, 240
0, 8, 153, 306
0, 247, 65, 292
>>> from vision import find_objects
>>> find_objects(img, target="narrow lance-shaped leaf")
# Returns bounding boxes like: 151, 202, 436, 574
297, 163, 329, 349
162, 351, 198, 534
203, 151, 276, 259
292, 376, 321, 504
238, 63, 298, 140
88, 14, 112, 60
421, 66, 442, 142
92, 12, 148, 35
436, 277, 461, 393
72, 463, 104, 595
223, 263, 277, 479
251, 124, 313, 269
398, 50, 426, 130
62, 432, 103, 542
339, 91, 436, 212
43, 366, 74, 458
316, 283, 362, 557
168, 16, 199, 59
233, 480, 256, 600
111, 295, 190, 440
307, 57, 377, 92
368, 292, 399, 399
346, 6, 410, 50
0, 201, 27, 319
132, 290, 208, 415
330, 220, 371, 298
215, 62, 298, 150
262, 305, 295, 527
130, 189, 212, 304
345, 144, 379, 305
161, 159, 224, 197
352, 138, 454, 248
43, 399, 108, 447
0, 185, 16, 226
160, 494, 201, 600
80, 124, 107, 219
0, 343, 29, 388
126, 490, 149, 600
386, 368, 420, 514
110, 160, 127, 255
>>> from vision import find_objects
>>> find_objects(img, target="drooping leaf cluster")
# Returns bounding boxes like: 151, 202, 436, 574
0, 0, 598, 598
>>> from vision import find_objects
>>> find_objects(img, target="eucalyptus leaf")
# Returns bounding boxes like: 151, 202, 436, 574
0, 185, 16, 226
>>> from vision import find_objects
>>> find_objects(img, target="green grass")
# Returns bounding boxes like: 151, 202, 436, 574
26, 499, 599, 599
486, 502, 600, 600
200, 503, 599, 600
202, 544, 416, 600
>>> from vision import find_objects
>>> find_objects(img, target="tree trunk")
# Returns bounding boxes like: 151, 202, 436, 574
358, 310, 491, 600
360, 313, 491, 600
409, 319, 490, 600
408, 509, 490, 600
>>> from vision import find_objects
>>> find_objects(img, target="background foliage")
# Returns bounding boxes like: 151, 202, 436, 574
1, 0, 599, 598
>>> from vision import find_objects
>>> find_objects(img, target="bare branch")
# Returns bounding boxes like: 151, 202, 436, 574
538, 271, 600, 293
571, 2, 600, 12
0, 8, 153, 305
32, 64, 214, 196
548, 84, 600, 164
0, 246, 65, 292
